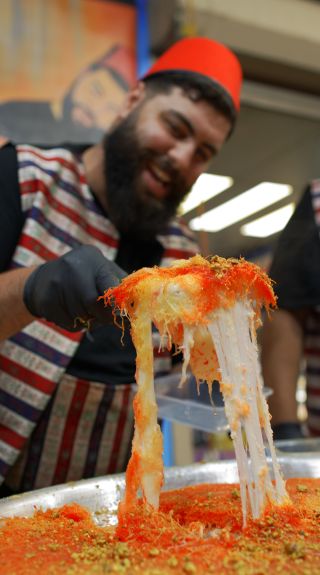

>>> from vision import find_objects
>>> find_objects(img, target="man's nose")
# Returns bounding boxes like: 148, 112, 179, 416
167, 141, 195, 173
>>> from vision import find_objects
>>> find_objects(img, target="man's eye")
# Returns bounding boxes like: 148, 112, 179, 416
167, 120, 184, 137
196, 149, 210, 162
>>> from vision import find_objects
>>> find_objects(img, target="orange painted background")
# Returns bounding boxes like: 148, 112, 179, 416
0, 0, 137, 144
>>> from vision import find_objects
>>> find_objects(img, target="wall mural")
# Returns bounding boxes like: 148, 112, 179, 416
0, 0, 137, 146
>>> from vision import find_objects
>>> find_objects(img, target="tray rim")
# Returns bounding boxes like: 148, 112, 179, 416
1, 455, 320, 520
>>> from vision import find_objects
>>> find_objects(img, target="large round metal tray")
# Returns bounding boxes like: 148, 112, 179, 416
1, 455, 320, 524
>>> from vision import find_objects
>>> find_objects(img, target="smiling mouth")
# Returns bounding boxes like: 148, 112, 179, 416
149, 162, 171, 185
142, 162, 172, 200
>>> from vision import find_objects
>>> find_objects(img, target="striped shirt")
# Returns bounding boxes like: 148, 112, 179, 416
305, 179, 320, 434
0, 145, 199, 491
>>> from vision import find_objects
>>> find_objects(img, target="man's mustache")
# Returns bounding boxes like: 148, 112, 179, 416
141, 151, 188, 199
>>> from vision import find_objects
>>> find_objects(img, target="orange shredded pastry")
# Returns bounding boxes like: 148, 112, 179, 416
1, 478, 320, 575
103, 255, 288, 524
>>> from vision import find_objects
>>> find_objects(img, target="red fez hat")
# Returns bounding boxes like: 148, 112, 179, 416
144, 37, 242, 112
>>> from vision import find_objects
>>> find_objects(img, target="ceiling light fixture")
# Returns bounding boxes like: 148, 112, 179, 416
189, 182, 293, 232
179, 173, 233, 215
240, 203, 295, 238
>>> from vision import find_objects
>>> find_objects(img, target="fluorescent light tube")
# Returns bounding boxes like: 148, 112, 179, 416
240, 203, 295, 238
189, 182, 293, 232
179, 173, 233, 215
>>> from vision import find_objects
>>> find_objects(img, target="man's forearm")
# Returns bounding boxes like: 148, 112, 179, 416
0, 267, 37, 341
261, 308, 304, 425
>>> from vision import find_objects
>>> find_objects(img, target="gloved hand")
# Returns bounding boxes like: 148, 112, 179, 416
23, 245, 126, 331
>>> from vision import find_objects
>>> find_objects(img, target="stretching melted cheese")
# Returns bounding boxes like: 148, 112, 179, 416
104, 255, 289, 525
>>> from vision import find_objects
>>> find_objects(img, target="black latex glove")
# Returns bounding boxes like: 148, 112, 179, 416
23, 245, 126, 331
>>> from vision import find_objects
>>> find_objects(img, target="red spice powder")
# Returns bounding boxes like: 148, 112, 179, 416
1, 479, 320, 575
103, 255, 277, 321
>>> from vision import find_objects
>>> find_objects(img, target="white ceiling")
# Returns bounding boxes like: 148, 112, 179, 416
184, 98, 320, 258
178, 0, 320, 76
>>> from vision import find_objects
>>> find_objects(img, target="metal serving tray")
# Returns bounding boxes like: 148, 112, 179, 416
1, 456, 320, 525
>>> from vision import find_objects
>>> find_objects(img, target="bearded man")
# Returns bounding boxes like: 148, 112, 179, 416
0, 37, 242, 495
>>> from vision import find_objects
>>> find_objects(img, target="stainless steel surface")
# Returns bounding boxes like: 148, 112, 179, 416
1, 456, 320, 524
275, 437, 320, 453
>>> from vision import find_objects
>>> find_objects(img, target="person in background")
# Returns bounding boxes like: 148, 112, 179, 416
261, 179, 320, 440
0, 37, 242, 495
0, 44, 136, 144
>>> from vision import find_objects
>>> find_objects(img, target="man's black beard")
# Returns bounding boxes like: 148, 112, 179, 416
103, 111, 189, 240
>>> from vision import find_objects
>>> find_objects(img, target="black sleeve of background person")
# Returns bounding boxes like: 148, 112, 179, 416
269, 185, 320, 309
0, 144, 24, 272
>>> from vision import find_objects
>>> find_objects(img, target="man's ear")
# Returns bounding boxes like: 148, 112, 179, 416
118, 81, 146, 120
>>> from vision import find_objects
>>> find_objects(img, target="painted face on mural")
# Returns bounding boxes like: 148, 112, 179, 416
63, 69, 127, 132
104, 86, 231, 239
